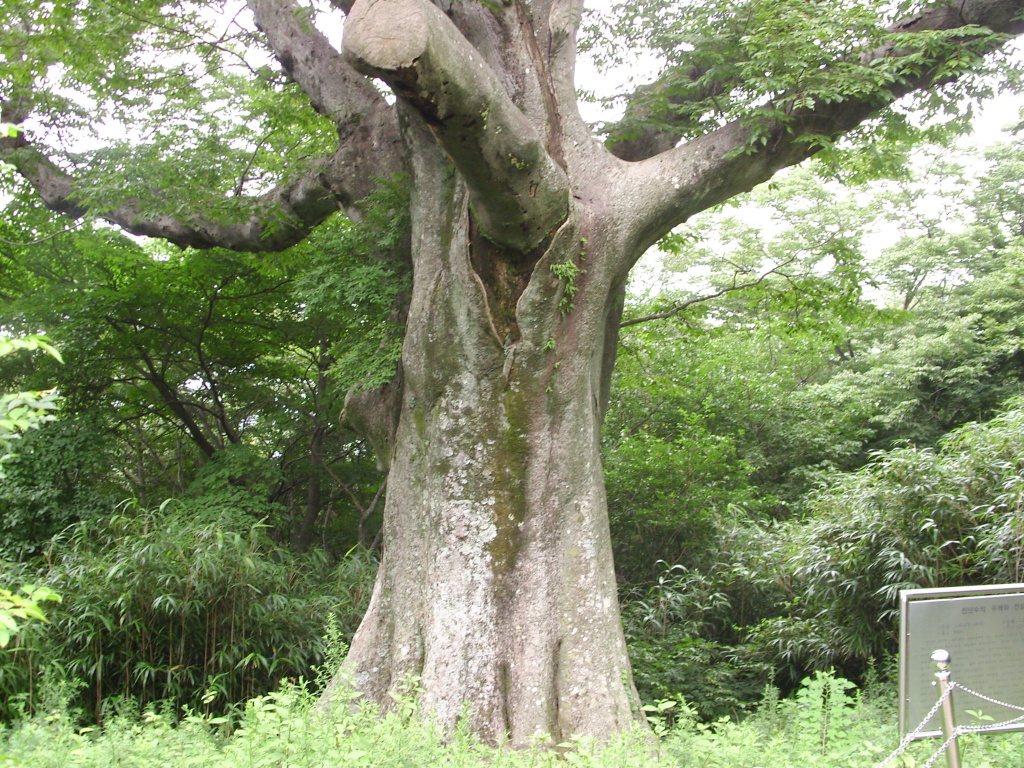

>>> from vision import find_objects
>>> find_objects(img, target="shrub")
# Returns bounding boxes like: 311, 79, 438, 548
622, 558, 777, 718
0, 499, 376, 722
744, 395, 1024, 680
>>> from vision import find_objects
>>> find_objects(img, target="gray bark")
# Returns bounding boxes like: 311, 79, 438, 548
323, 114, 643, 744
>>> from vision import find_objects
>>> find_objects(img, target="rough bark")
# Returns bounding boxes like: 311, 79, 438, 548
322, 115, 644, 745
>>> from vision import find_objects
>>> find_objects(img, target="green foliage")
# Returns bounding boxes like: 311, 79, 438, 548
0, 418, 121, 558
608, 144, 1024, 551
0, 388, 59, 450
295, 175, 411, 393
661, 670, 903, 767
797, 145, 1024, 452
0, 677, 656, 768
589, 0, 1018, 155
622, 538, 786, 717
607, 257, 866, 560
607, 169, 889, 550
2, 0, 336, 223
610, 140, 1024, 697
628, 563, 732, 640
745, 396, 1024, 678
604, 423, 752, 583
0, 585, 60, 648
616, 396, 1024, 692
550, 257, 583, 316
627, 630, 767, 722
0, 184, 400, 551
0, 337, 62, 363
0, 336, 62, 468
0, 500, 377, 721
3, 671, 1024, 768
183, 444, 284, 518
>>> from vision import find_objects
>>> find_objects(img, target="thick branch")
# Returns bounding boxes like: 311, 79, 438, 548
343, 0, 569, 252
248, 0, 403, 207
2, 0, 404, 252
0, 135, 349, 250
606, 69, 730, 164
616, 0, 1024, 254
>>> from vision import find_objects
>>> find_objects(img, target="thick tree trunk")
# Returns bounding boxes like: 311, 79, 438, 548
323, 118, 642, 745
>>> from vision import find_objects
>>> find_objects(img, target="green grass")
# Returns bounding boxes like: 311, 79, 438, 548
2, 670, 1023, 768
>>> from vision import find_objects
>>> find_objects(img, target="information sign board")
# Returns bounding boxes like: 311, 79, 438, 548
900, 584, 1024, 739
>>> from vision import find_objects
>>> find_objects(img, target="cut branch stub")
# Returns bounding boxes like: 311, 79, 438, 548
344, 0, 570, 253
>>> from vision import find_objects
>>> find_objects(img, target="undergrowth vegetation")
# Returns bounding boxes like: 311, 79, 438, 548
0, 502, 376, 721
6, 395, 1024, 727
621, 396, 1024, 704
3, 669, 1023, 768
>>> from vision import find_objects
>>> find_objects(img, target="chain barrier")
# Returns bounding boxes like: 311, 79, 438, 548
955, 711, 1024, 734
919, 728, 963, 768
876, 685, 954, 768
951, 683, 1024, 715
876, 681, 1024, 768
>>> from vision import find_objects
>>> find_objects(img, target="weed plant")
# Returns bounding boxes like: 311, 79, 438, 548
3, 670, 1024, 768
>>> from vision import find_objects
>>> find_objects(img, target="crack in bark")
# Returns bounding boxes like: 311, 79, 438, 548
500, 661, 513, 737
467, 217, 534, 344
551, 637, 563, 742
513, 0, 567, 170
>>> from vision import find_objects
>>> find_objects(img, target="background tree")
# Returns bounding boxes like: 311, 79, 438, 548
605, 135, 1024, 699
0, 187, 405, 554
3, 0, 1024, 745
0, 330, 62, 679
0, 335, 61, 466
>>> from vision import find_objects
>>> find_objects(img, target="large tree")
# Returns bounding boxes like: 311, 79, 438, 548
3, 0, 1024, 745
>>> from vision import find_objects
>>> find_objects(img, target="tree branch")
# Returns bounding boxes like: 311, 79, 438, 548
0, 222, 83, 247
1, 0, 405, 252
605, 68, 732, 164
0, 135, 347, 250
136, 351, 220, 457
619, 261, 795, 328
248, 0, 398, 153
343, 0, 570, 252
615, 0, 1024, 255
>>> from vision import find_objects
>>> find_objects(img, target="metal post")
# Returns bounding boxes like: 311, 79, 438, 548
931, 649, 962, 768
